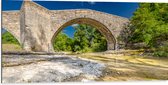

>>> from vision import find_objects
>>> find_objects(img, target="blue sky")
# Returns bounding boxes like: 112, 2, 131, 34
2, 0, 139, 38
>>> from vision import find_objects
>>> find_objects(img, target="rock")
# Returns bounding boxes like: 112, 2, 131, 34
2, 55, 106, 83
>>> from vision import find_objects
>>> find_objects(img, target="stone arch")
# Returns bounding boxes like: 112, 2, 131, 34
2, 28, 21, 45
51, 18, 116, 51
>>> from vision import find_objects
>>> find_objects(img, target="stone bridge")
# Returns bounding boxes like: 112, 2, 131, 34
2, 1, 129, 52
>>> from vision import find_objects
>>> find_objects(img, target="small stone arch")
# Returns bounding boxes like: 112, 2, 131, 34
51, 18, 117, 51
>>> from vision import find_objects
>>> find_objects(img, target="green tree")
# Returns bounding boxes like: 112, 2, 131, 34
53, 24, 107, 52
73, 24, 90, 52
130, 3, 168, 47
53, 32, 73, 51
127, 3, 168, 57
73, 24, 107, 52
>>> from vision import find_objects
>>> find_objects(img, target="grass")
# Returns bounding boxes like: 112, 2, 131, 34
2, 44, 23, 52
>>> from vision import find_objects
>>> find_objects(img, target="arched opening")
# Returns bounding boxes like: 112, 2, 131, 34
2, 28, 22, 52
51, 18, 116, 52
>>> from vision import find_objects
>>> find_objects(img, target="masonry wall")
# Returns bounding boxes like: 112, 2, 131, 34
21, 1, 53, 52
2, 1, 129, 52
2, 11, 21, 43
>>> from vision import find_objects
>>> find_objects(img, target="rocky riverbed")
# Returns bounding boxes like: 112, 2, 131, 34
2, 55, 106, 83
2, 51, 168, 83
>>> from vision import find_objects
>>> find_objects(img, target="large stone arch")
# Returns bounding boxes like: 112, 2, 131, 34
49, 9, 129, 52
50, 18, 116, 51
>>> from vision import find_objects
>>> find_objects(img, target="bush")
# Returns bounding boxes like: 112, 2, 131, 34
154, 42, 168, 57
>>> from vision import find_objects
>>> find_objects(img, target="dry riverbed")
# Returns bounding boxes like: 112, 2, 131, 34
2, 50, 168, 83
2, 55, 105, 83
78, 51, 168, 81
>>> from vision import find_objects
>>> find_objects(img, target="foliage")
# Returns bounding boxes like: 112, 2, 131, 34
154, 41, 168, 57
129, 3, 168, 47
118, 23, 134, 48
73, 24, 107, 52
2, 31, 20, 45
53, 24, 107, 52
53, 32, 73, 51
126, 3, 168, 57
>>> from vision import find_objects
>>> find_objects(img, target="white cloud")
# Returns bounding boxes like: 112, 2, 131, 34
71, 24, 79, 27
